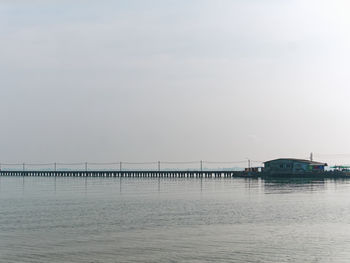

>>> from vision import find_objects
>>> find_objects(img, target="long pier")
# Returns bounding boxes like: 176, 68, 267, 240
0, 170, 250, 178
2, 170, 350, 179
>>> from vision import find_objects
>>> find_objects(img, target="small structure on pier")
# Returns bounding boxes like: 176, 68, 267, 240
244, 167, 262, 173
264, 158, 327, 175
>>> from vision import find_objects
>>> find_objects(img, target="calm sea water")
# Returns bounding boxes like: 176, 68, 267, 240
1, 176, 350, 262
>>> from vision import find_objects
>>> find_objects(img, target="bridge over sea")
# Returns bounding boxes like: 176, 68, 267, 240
0, 161, 260, 178
2, 161, 350, 178
0, 170, 251, 178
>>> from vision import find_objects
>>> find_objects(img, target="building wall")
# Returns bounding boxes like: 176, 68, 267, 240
292, 162, 310, 173
264, 160, 314, 175
265, 159, 293, 174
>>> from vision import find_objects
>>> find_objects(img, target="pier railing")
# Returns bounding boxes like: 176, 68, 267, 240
0, 170, 250, 178
0, 160, 263, 172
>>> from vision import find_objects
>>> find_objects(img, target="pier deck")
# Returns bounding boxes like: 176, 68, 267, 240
2, 170, 350, 178
0, 170, 250, 178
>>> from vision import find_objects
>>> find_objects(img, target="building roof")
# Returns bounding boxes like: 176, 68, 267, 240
264, 158, 327, 166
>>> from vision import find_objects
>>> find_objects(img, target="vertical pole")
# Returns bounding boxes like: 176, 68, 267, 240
85, 162, 88, 172
248, 159, 251, 172
200, 160, 203, 171
158, 161, 160, 171
120, 162, 122, 171
54, 162, 57, 172
23, 163, 25, 172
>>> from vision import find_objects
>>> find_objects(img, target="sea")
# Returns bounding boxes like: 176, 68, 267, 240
1, 176, 350, 262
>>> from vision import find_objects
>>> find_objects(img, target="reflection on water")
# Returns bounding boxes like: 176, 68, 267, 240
1, 176, 350, 262
263, 178, 327, 194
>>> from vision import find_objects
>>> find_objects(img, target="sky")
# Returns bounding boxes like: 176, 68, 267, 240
1, 0, 350, 167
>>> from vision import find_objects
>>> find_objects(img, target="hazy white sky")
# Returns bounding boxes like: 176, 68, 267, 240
1, 0, 350, 166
